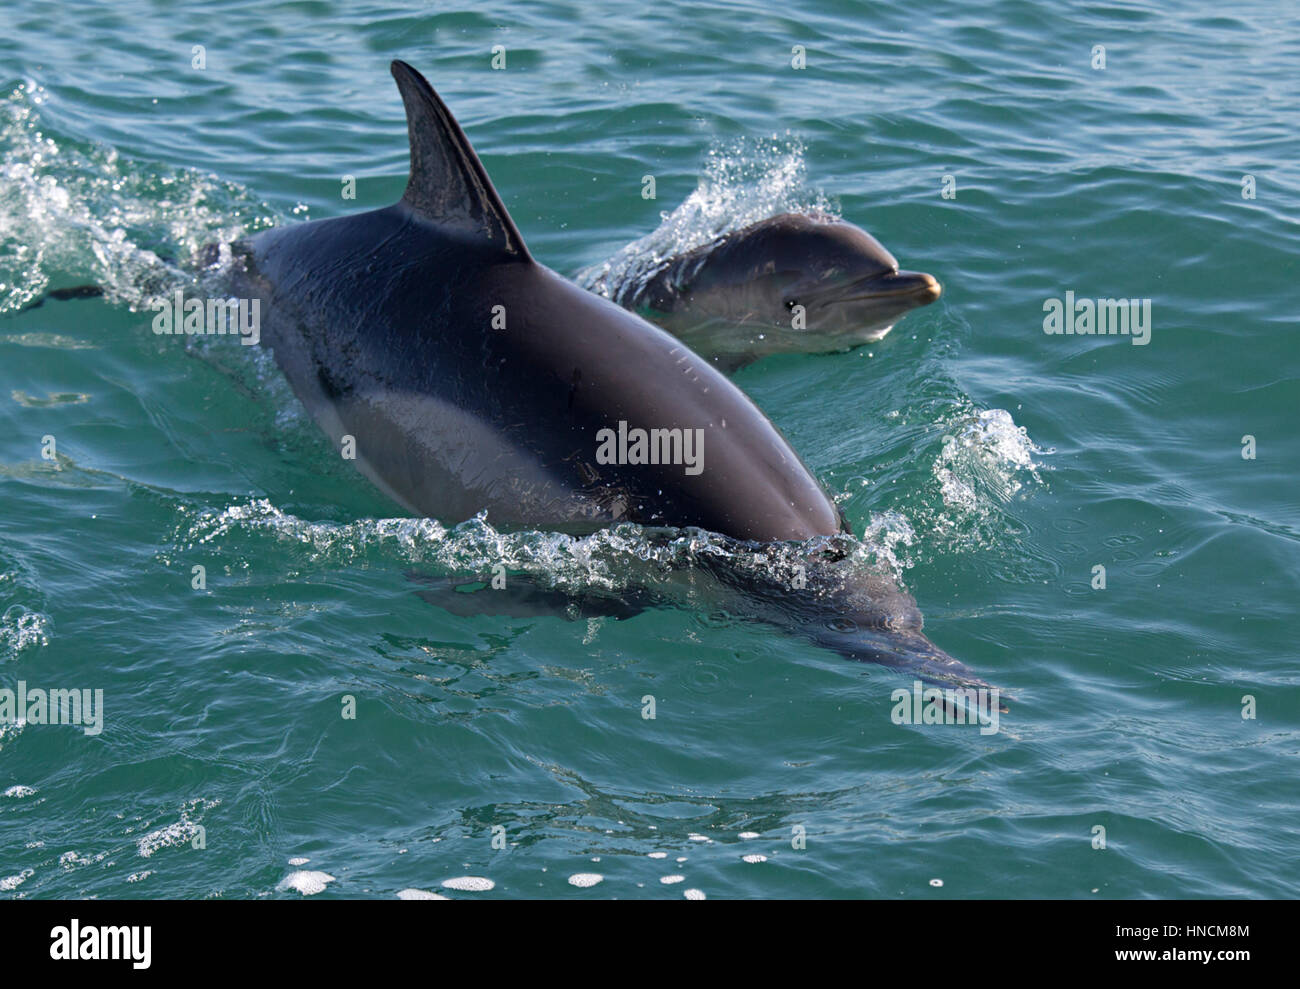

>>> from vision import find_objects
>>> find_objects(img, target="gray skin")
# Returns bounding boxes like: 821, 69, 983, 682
221, 60, 994, 692
602, 213, 941, 371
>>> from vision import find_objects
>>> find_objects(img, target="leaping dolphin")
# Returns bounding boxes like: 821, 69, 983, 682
220, 60, 994, 692
584, 213, 941, 371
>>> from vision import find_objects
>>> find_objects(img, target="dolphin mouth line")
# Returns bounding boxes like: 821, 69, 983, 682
838, 287, 931, 303
834, 272, 941, 305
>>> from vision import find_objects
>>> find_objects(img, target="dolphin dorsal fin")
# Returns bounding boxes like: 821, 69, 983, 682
389, 60, 531, 260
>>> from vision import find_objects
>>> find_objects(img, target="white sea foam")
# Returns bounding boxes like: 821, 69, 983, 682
0, 81, 274, 316
0, 606, 50, 662
441, 876, 495, 892
0, 869, 34, 891
278, 870, 335, 895
136, 821, 201, 858
136, 798, 219, 858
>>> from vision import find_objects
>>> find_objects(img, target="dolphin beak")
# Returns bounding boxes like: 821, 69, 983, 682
822, 270, 941, 329
857, 270, 941, 306
897, 270, 941, 304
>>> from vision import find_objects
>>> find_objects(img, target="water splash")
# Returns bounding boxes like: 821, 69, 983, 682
934, 407, 1048, 513
173, 497, 918, 594
0, 80, 276, 314
575, 135, 837, 301
0, 606, 50, 661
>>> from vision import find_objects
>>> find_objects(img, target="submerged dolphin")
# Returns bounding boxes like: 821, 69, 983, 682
221, 60, 992, 690
586, 213, 941, 370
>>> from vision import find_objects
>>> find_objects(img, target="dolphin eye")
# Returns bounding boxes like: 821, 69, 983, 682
785, 299, 798, 311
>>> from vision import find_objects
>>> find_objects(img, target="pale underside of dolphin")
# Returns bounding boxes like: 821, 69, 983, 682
216, 60, 999, 695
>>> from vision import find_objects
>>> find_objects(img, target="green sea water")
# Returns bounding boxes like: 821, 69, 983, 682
0, 0, 1297, 899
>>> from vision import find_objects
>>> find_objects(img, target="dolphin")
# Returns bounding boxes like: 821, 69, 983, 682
583, 212, 941, 371
219, 60, 994, 692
